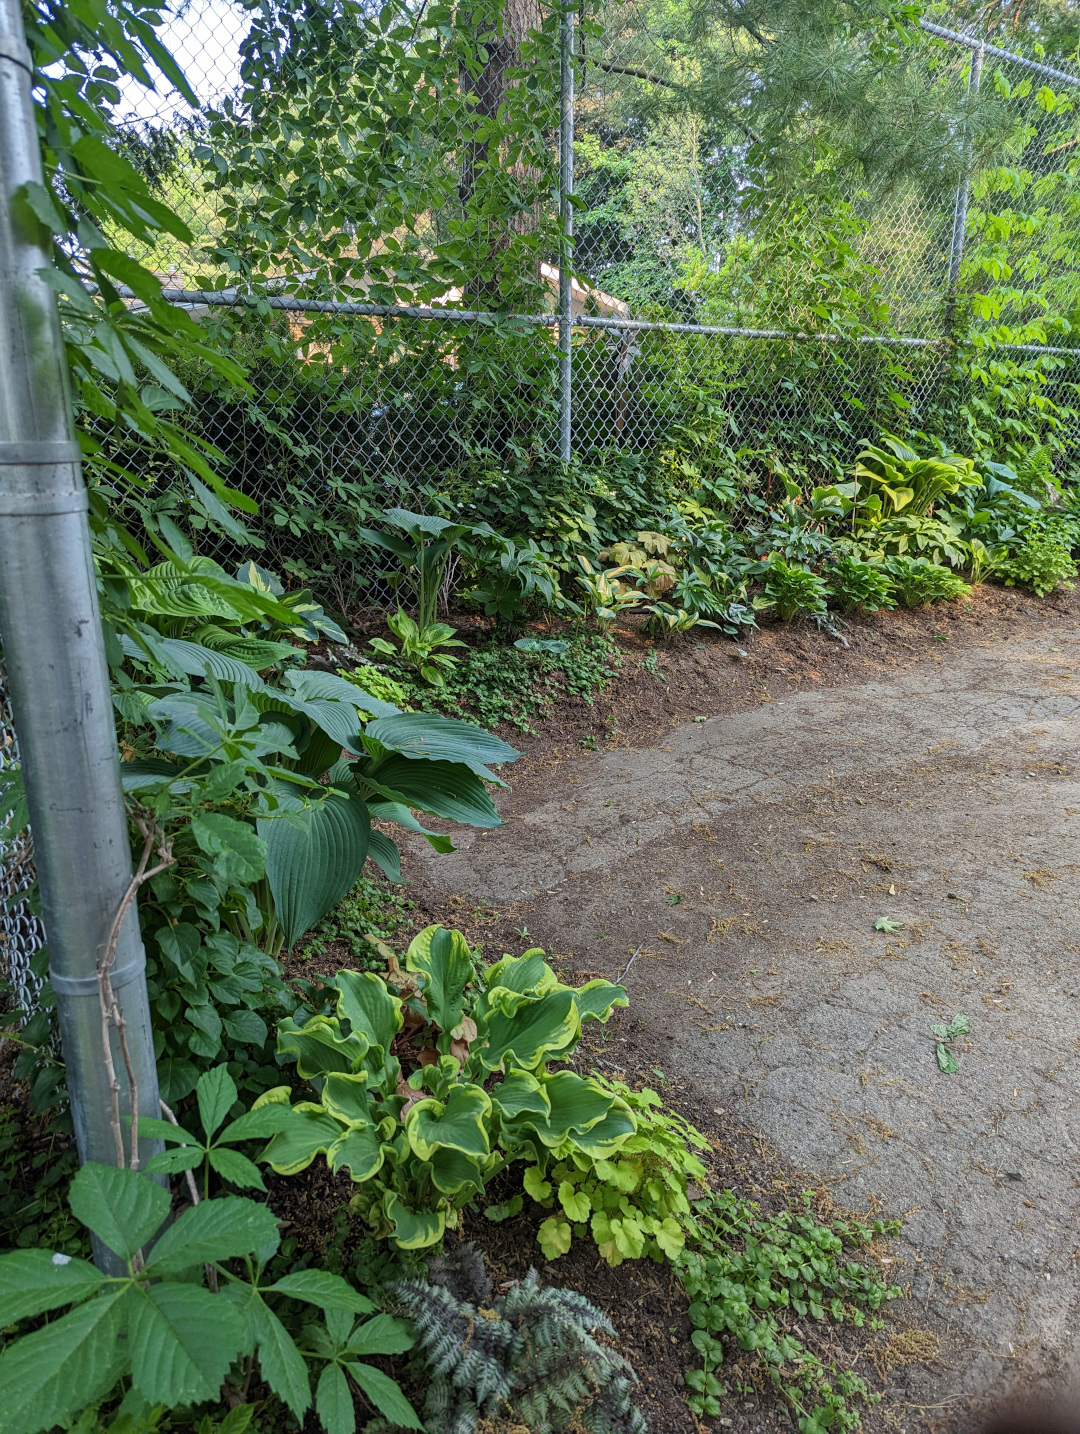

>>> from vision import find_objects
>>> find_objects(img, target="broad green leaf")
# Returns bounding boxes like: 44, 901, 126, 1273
156, 638, 269, 690
196, 1065, 238, 1140
223, 1009, 269, 1046
654, 1217, 685, 1260
364, 757, 502, 828
261, 1105, 347, 1175
427, 1145, 489, 1196
484, 949, 555, 996
558, 1181, 592, 1222
276, 1015, 369, 1079
474, 989, 579, 1073
404, 926, 475, 1034
491, 1069, 550, 1120
0, 1250, 105, 1323
539, 1071, 622, 1136
873, 916, 903, 932
127, 1283, 247, 1406
347, 1362, 423, 1429
572, 979, 629, 1024
364, 714, 519, 781
260, 795, 370, 947
267, 1270, 375, 1314
366, 830, 402, 882
144, 1197, 281, 1273
523, 1166, 552, 1201
146, 1146, 204, 1176
68, 1163, 170, 1261
366, 801, 454, 853
331, 970, 403, 1055
286, 669, 399, 720
131, 1115, 198, 1144
565, 1103, 638, 1158
936, 1042, 960, 1074
207, 1148, 266, 1191
345, 1314, 414, 1357
405, 1084, 491, 1163
0, 1288, 128, 1434
537, 1216, 572, 1260
191, 815, 266, 885
321, 1072, 375, 1127
252, 1299, 311, 1420
219, 1103, 294, 1144
316, 1362, 354, 1434
382, 1193, 444, 1250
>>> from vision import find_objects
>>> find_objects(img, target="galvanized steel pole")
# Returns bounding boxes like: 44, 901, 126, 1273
558, 1, 575, 462
0, 0, 162, 1270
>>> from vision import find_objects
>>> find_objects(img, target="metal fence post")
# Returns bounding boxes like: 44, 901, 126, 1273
0, 0, 162, 1271
558, 0, 575, 463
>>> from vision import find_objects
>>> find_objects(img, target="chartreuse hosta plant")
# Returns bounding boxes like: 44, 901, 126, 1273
500, 1078, 711, 1266
0, 1163, 420, 1434
258, 927, 633, 1249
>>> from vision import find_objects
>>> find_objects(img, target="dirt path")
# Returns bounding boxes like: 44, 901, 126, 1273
407, 619, 1080, 1427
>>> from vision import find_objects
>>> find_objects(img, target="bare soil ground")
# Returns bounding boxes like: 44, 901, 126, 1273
331, 583, 1080, 1434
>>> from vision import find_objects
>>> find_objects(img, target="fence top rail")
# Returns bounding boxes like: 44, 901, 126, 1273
139, 288, 1080, 357
918, 19, 1080, 87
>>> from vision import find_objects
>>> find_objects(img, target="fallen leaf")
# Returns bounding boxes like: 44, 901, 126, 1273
936, 1043, 959, 1074
874, 916, 903, 932
657, 931, 683, 944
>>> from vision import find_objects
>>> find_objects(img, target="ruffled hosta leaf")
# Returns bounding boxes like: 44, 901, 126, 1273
490, 1069, 551, 1120
68, 1163, 170, 1261
0, 1287, 129, 1434
0, 1250, 105, 1323
382, 1192, 444, 1250
328, 1125, 386, 1182
267, 1270, 375, 1314
484, 949, 556, 996
276, 1015, 370, 1078
261, 795, 370, 947
321, 1071, 374, 1126
405, 926, 475, 1034
144, 1197, 281, 1273
427, 1146, 489, 1196
364, 757, 502, 828
261, 1105, 348, 1175
571, 979, 629, 1024
473, 989, 579, 1073
127, 1283, 248, 1406
405, 1084, 491, 1163
364, 713, 520, 782
330, 970, 403, 1055
563, 1102, 637, 1158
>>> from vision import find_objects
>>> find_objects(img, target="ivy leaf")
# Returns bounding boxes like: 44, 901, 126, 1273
873, 916, 903, 932
537, 1216, 573, 1259
68, 1163, 170, 1260
127, 1283, 248, 1406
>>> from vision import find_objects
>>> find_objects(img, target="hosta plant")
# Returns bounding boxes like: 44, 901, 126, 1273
884, 556, 972, 608
854, 435, 981, 519
825, 554, 896, 614
0, 1162, 420, 1434
758, 558, 829, 622
260, 928, 633, 1249
497, 1080, 710, 1267
368, 610, 467, 686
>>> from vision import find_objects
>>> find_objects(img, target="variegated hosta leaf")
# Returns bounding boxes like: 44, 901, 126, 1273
276, 1015, 369, 1079
331, 971, 403, 1057
260, 1105, 348, 1176
405, 1084, 491, 1164
381, 1193, 445, 1250
490, 1068, 551, 1121
471, 989, 580, 1074
320, 1071, 374, 1127
404, 926, 475, 1038
483, 949, 557, 997
328, 1125, 387, 1183
571, 979, 629, 1024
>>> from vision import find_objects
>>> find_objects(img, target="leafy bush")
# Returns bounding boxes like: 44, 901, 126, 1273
0, 1161, 420, 1434
681, 1189, 901, 1432
369, 610, 466, 686
884, 557, 972, 608
759, 558, 829, 622
337, 665, 415, 716
261, 928, 633, 1249
998, 533, 1078, 596
389, 1264, 647, 1434
825, 555, 896, 613
501, 1079, 709, 1266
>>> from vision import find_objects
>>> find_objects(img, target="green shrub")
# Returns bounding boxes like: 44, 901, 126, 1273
389, 1259, 647, 1434
825, 554, 896, 613
998, 534, 1078, 596
260, 928, 633, 1249
885, 556, 972, 608
760, 558, 829, 621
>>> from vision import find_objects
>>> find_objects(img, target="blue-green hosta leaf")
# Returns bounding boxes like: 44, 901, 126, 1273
315, 1362, 354, 1434
328, 1125, 387, 1182
0, 1249, 105, 1323
155, 638, 269, 690
261, 1105, 347, 1176
570, 979, 629, 1024
364, 714, 520, 781
195, 1064, 238, 1140
405, 1084, 491, 1163
366, 829, 402, 882
68, 1163, 170, 1261
381, 1193, 444, 1251
254, 689, 363, 752
267, 1270, 375, 1314
473, 989, 580, 1073
252, 1299, 311, 1420
0, 1287, 128, 1434
260, 794, 370, 947
143, 1196, 281, 1273
366, 800, 454, 853
331, 971, 402, 1055
347, 1362, 423, 1430
127, 1283, 248, 1406
404, 926, 475, 1034
285, 669, 399, 719
276, 1015, 370, 1078
363, 757, 502, 827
